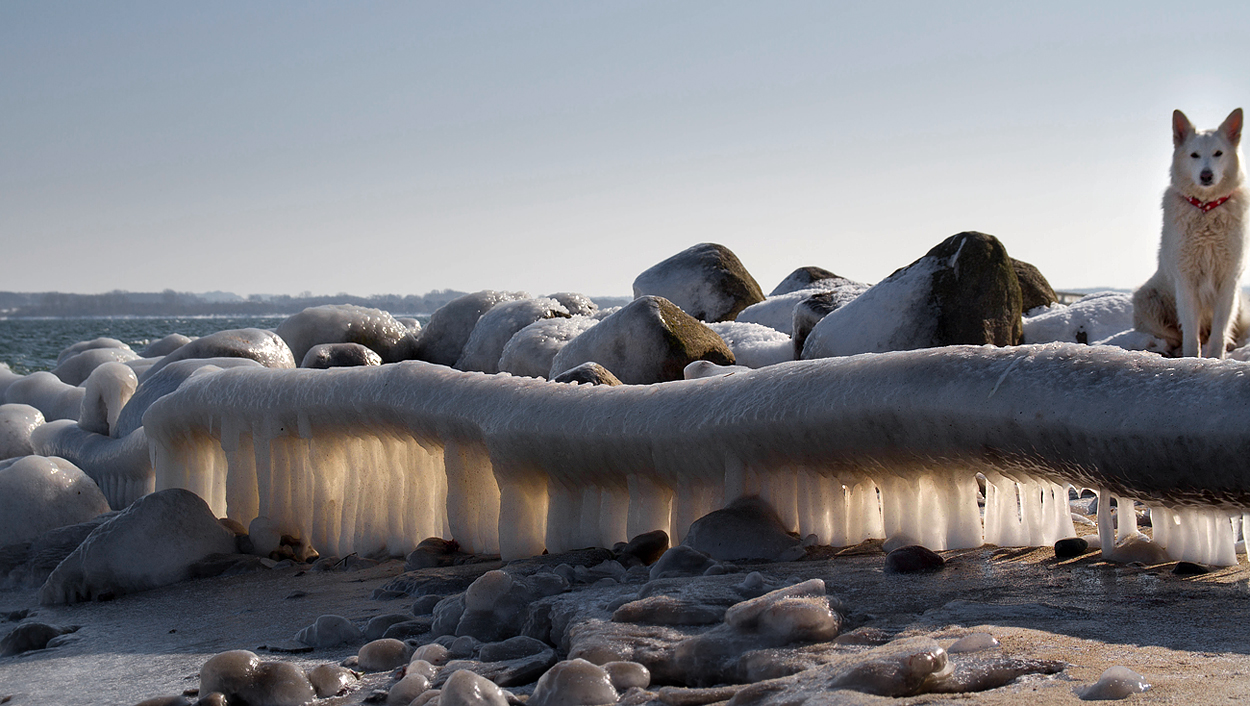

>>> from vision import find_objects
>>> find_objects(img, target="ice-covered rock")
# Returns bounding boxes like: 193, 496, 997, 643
199, 650, 317, 706
389, 672, 431, 705
649, 545, 720, 579
550, 296, 735, 384
529, 658, 618, 706
0, 403, 44, 459
550, 361, 622, 386
52, 346, 140, 386
633, 243, 765, 322
414, 290, 530, 366
5, 371, 85, 421
0, 455, 109, 545
300, 342, 382, 368
78, 362, 138, 437
115, 357, 264, 439
30, 418, 152, 508
1023, 291, 1135, 345
1076, 665, 1151, 700
140, 328, 296, 382
683, 361, 752, 379
547, 292, 598, 317
498, 316, 599, 379
141, 333, 193, 357
0, 363, 21, 399
769, 266, 843, 296
705, 321, 793, 368
792, 286, 867, 357
456, 298, 571, 374
357, 637, 412, 671
57, 337, 132, 365
446, 569, 568, 641
682, 496, 802, 561
804, 231, 1023, 358
295, 615, 363, 647
39, 488, 238, 604
739, 276, 867, 336
441, 668, 510, 706
276, 304, 419, 364
306, 663, 358, 698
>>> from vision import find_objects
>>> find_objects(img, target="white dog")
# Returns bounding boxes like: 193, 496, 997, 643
1133, 108, 1249, 358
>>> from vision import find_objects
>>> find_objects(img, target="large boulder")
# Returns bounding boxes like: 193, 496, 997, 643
4, 372, 85, 422
768, 266, 843, 296
301, 342, 383, 369
139, 329, 296, 382
277, 304, 420, 364
413, 290, 530, 366
56, 337, 133, 365
681, 496, 803, 562
549, 296, 735, 384
632, 243, 764, 322
52, 347, 140, 386
1013, 259, 1059, 312
39, 488, 238, 604
0, 456, 110, 546
456, 298, 571, 374
498, 317, 600, 379
803, 232, 1023, 358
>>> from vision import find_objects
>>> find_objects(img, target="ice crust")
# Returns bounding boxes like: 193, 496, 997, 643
140, 343, 1250, 564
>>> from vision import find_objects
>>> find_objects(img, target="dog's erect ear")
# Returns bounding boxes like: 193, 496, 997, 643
1220, 108, 1244, 147
1174, 110, 1194, 147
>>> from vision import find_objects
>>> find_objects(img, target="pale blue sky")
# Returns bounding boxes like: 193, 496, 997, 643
4, 2, 1250, 297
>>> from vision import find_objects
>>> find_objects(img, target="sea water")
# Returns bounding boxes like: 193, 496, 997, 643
0, 316, 288, 374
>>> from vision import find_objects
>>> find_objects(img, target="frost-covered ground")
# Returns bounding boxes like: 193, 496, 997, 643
3, 542, 1250, 705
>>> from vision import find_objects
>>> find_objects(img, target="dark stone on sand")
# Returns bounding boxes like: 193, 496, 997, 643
1, 622, 77, 656
365, 613, 416, 641
682, 496, 802, 562
1173, 561, 1210, 576
411, 594, 443, 615
382, 618, 433, 641
1054, 537, 1089, 559
614, 529, 670, 566
884, 545, 945, 574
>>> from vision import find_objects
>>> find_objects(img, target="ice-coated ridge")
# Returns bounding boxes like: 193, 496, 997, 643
141, 343, 1250, 564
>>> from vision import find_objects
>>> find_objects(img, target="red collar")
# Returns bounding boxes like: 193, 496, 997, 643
1186, 193, 1234, 212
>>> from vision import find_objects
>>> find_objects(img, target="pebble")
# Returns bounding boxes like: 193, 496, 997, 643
1076, 665, 1151, 700
1054, 537, 1089, 559
1173, 561, 1209, 576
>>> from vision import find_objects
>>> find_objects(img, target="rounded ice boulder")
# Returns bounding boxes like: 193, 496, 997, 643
414, 290, 530, 367
456, 298, 571, 374
140, 328, 296, 382
0, 403, 45, 459
38, 487, 238, 604
0, 455, 110, 545
499, 316, 600, 379
277, 304, 419, 364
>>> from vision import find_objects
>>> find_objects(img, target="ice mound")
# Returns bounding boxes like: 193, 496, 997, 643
0, 455, 110, 545
140, 328, 296, 382
704, 321, 794, 368
0, 403, 44, 459
300, 342, 383, 368
115, 357, 264, 439
140, 333, 193, 357
39, 487, 238, 604
1022, 292, 1136, 345
31, 418, 152, 508
441, 668, 510, 706
276, 304, 419, 364
4, 371, 85, 421
199, 649, 317, 706
78, 361, 138, 437
546, 292, 599, 316
499, 316, 599, 379
528, 658, 617, 706
52, 346, 139, 386
1076, 665, 1150, 700
414, 290, 530, 366
456, 298, 570, 374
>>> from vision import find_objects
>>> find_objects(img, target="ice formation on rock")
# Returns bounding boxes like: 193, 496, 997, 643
78, 361, 138, 437
704, 321, 794, 368
0, 403, 45, 459
456, 298, 571, 374
276, 304, 419, 364
498, 316, 599, 379
140, 342, 1250, 565
4, 371, 85, 421
0, 455, 110, 545
52, 346, 139, 386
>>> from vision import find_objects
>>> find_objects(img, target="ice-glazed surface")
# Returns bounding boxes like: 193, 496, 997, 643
32, 419, 152, 509
499, 316, 599, 379
276, 304, 419, 364
1076, 665, 1151, 700
51, 346, 140, 386
456, 298, 570, 374
140, 328, 296, 382
77, 361, 138, 437
414, 290, 530, 367
0, 455, 110, 545
705, 321, 794, 368
0, 402, 45, 459
4, 370, 86, 421
140, 343, 1250, 564
802, 258, 944, 358
1022, 292, 1135, 346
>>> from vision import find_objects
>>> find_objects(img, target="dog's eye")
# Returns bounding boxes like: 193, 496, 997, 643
1192, 152, 1201, 159
1215, 150, 1224, 157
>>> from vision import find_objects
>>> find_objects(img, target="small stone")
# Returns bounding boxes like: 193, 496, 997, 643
0, 622, 76, 656
1173, 561, 1209, 576
358, 638, 412, 672
884, 545, 944, 573
1054, 537, 1089, 559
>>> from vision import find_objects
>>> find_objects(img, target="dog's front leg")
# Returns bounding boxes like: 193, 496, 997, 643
1175, 283, 1203, 357
1206, 281, 1238, 358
